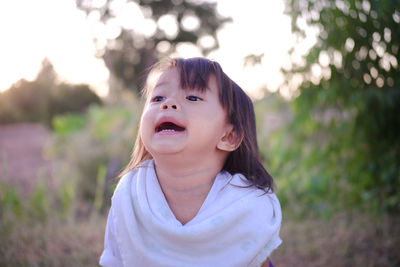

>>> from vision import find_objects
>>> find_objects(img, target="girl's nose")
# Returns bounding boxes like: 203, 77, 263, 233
161, 103, 178, 110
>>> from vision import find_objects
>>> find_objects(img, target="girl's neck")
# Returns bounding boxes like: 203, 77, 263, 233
153, 157, 224, 225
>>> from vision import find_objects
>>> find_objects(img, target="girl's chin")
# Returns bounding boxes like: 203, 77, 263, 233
148, 145, 184, 155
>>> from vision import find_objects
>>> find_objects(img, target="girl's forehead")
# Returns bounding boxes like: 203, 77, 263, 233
154, 67, 180, 87
148, 66, 218, 94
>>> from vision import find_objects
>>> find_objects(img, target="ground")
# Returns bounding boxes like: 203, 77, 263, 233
1, 123, 398, 266
0, 123, 54, 194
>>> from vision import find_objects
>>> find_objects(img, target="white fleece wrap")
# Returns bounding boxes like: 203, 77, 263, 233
100, 160, 282, 267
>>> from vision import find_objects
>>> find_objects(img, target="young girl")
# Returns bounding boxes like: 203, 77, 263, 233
99, 57, 282, 267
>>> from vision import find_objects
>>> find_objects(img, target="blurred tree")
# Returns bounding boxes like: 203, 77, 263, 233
76, 0, 230, 98
36, 58, 58, 86
281, 0, 400, 212
50, 83, 102, 115
0, 59, 102, 127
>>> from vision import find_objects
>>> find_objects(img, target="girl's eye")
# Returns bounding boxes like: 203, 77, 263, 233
186, 95, 202, 101
152, 96, 165, 102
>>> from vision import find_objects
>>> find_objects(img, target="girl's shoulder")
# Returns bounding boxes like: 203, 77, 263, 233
112, 168, 139, 200
116, 160, 152, 184
218, 172, 282, 218
112, 160, 154, 199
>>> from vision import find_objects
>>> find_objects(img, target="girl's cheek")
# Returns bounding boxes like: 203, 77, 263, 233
140, 107, 155, 135
139, 114, 151, 147
140, 103, 153, 122
140, 111, 149, 130
142, 102, 151, 113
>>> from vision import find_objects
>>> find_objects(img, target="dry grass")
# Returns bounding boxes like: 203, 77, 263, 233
0, 215, 106, 267
272, 212, 400, 267
1, 211, 399, 266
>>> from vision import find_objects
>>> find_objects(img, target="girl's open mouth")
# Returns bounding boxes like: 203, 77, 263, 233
155, 121, 186, 133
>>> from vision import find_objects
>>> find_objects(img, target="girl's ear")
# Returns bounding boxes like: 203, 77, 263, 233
217, 125, 243, 152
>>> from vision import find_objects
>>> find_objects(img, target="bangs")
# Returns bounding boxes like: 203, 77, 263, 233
142, 57, 216, 100
143, 57, 232, 114
176, 58, 215, 93
175, 57, 233, 113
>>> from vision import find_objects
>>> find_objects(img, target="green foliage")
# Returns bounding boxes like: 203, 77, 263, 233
0, 59, 102, 127
88, 104, 133, 142
58, 178, 76, 219
50, 100, 141, 209
280, 0, 400, 212
0, 183, 23, 225
0, 180, 75, 229
53, 113, 87, 136
0, 181, 104, 266
29, 185, 50, 222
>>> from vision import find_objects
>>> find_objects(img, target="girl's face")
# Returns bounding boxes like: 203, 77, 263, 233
140, 67, 232, 161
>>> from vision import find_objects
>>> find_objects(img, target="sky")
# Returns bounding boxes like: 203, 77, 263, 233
0, 0, 300, 98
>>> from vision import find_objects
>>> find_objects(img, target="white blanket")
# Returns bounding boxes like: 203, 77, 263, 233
100, 160, 282, 267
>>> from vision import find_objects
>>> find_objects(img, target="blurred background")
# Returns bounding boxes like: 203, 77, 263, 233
0, 0, 399, 266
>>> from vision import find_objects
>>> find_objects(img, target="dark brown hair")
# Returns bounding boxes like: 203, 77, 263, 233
121, 57, 274, 191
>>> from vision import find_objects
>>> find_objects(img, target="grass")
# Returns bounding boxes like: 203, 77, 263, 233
0, 181, 106, 267
1, 183, 399, 266
0, 215, 106, 267
1, 208, 399, 266
272, 212, 400, 267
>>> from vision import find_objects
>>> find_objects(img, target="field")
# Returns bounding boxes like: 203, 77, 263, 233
1, 123, 399, 266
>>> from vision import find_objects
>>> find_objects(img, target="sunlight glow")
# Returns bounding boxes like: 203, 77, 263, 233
0, 0, 109, 96
0, 0, 300, 99
208, 0, 295, 97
